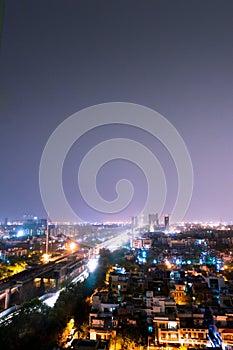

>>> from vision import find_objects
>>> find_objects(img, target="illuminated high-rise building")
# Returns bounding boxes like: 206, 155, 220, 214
148, 213, 159, 231
164, 215, 169, 231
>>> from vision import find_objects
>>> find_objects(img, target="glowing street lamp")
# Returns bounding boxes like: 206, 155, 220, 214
42, 253, 50, 264
88, 257, 99, 272
69, 242, 76, 252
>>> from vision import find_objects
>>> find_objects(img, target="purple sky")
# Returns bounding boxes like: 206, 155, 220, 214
0, 0, 232, 223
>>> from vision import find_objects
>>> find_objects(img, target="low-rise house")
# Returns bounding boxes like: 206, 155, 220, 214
146, 291, 176, 317
89, 292, 119, 341
220, 329, 233, 347
153, 315, 181, 346
109, 270, 130, 294
89, 311, 117, 340
180, 327, 210, 347
170, 281, 190, 305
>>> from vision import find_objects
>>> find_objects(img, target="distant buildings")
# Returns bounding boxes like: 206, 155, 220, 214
131, 237, 152, 250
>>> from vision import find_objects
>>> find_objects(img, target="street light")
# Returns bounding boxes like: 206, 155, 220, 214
69, 242, 76, 252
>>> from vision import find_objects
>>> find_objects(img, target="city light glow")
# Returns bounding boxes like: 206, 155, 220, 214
69, 242, 76, 252
88, 257, 99, 272
42, 253, 50, 263
17, 230, 24, 237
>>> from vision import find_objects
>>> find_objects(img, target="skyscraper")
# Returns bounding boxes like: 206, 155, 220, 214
164, 215, 169, 231
148, 213, 159, 231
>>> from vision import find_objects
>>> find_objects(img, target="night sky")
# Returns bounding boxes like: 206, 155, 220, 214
0, 1, 232, 223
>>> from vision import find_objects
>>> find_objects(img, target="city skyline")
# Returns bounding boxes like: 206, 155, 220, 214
0, 1, 232, 222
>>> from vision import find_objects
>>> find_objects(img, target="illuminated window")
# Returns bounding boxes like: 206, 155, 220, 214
168, 322, 178, 330
171, 333, 178, 339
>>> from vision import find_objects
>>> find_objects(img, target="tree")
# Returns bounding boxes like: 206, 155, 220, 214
75, 322, 89, 339
0, 299, 51, 350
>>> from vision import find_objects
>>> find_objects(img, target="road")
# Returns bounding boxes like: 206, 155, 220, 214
95, 229, 130, 252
